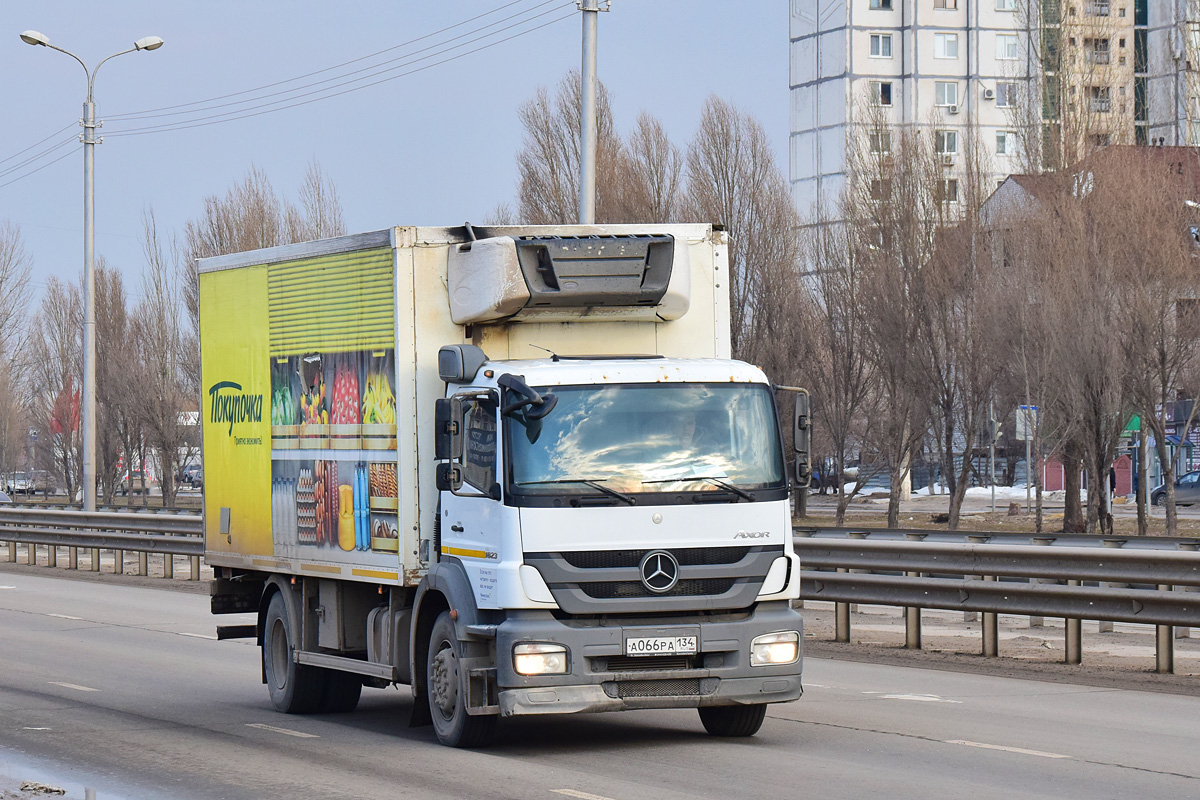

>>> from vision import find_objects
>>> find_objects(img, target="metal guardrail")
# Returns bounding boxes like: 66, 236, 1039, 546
0, 507, 203, 580
795, 527, 1200, 674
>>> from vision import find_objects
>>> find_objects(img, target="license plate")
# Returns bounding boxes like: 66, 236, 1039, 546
625, 636, 698, 656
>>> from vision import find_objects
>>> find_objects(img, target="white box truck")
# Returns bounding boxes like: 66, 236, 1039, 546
201, 223, 809, 747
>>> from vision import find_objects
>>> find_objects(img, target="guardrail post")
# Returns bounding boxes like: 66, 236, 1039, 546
68, 545, 78, 570
114, 549, 123, 575
4, 540, 14, 562
1065, 579, 1082, 664
137, 552, 148, 577
26, 543, 36, 566
835, 567, 851, 642
968, 535, 998, 656
1177, 542, 1197, 640
1097, 539, 1127, 633
163, 553, 173, 579
1156, 583, 1175, 674
90, 548, 100, 572
1030, 536, 1055, 627
190, 555, 200, 581
904, 532, 926, 649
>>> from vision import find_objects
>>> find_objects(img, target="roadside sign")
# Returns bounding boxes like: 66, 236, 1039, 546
1016, 405, 1039, 442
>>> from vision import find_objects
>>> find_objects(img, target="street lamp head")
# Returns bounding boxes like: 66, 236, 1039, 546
19, 30, 50, 47
133, 36, 164, 51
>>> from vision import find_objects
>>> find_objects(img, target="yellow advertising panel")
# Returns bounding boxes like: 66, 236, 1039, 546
200, 267, 273, 557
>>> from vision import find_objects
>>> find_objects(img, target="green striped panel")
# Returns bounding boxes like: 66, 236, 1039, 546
267, 248, 394, 356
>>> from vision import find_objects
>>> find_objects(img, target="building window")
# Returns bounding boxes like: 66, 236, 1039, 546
1086, 0, 1111, 15
935, 81, 959, 106
935, 32, 959, 59
936, 179, 959, 203
996, 81, 1018, 107
870, 179, 893, 201
996, 0, 1017, 9
870, 0, 893, 8
871, 81, 894, 106
1089, 85, 1112, 113
935, 0, 958, 7
996, 130, 1016, 154
996, 33, 1019, 60
1087, 38, 1111, 64
936, 129, 959, 154
1093, 133, 1111, 146
1119, 38, 1126, 48
870, 33, 893, 58
869, 130, 892, 153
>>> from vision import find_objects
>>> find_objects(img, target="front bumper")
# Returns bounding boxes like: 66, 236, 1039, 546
494, 601, 804, 717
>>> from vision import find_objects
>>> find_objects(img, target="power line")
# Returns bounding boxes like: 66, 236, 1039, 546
0, 145, 79, 190
0, 122, 78, 168
0, 136, 78, 181
105, 9, 576, 139
106, 0, 552, 121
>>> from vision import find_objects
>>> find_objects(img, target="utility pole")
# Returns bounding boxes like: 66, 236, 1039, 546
578, 0, 604, 224
989, 401, 996, 513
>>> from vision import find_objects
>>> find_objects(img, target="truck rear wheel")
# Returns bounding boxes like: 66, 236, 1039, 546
263, 592, 324, 714
319, 672, 362, 713
426, 611, 497, 747
698, 704, 767, 737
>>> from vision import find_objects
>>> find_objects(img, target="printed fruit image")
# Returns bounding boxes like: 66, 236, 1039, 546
300, 370, 327, 425
362, 371, 396, 425
331, 357, 360, 425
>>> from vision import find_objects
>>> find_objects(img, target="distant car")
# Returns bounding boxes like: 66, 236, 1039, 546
180, 463, 202, 488
0, 490, 12, 503
29, 470, 54, 495
120, 470, 150, 496
1151, 471, 1200, 506
6, 472, 30, 495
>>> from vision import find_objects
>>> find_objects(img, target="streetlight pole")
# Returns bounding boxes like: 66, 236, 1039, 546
20, 30, 163, 512
578, 0, 605, 225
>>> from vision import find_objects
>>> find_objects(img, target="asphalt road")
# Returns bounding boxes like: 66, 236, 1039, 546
1, 570, 1198, 800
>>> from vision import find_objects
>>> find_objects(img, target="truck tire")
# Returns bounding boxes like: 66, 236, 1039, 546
263, 592, 324, 714
698, 704, 767, 737
426, 611, 497, 747
319, 672, 362, 713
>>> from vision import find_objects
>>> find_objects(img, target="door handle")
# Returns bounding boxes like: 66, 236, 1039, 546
450, 525, 464, 532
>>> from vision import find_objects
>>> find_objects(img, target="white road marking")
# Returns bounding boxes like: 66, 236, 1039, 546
46, 613, 83, 621
178, 632, 218, 640
0, 585, 16, 589
48, 682, 98, 692
245, 723, 319, 739
881, 694, 963, 704
22, 727, 51, 731
945, 740, 1070, 759
553, 791, 618, 800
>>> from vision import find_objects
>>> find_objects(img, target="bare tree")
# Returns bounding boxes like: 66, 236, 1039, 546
27, 278, 82, 499
614, 113, 684, 223
95, 259, 132, 503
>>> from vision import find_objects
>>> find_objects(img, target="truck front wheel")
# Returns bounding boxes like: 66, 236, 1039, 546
426, 611, 497, 747
698, 704, 767, 737
263, 592, 324, 714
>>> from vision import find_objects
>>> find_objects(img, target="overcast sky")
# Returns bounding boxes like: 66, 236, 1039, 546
2, 1, 789, 300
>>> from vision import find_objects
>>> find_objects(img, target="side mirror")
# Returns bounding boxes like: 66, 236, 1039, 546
792, 389, 811, 487
434, 399, 453, 460
436, 462, 462, 492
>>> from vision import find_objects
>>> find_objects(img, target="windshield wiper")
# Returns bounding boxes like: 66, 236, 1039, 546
643, 475, 755, 501
517, 478, 637, 505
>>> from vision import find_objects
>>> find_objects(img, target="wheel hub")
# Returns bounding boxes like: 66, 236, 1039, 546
431, 644, 458, 717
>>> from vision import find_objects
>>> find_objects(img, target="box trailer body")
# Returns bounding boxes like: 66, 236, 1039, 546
200, 223, 806, 746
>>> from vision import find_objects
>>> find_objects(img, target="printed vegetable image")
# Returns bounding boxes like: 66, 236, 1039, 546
300, 370, 328, 425
270, 373, 296, 426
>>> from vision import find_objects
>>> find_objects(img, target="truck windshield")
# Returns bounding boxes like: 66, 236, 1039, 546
507, 383, 786, 500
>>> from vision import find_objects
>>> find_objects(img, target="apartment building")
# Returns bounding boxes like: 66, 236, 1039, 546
789, 0, 1192, 222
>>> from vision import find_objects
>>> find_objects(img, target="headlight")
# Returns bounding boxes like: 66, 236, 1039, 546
750, 631, 800, 666
513, 643, 568, 675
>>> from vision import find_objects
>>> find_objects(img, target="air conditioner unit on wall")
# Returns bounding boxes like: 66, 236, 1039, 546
948, 104, 960, 115
942, 155, 956, 166
983, 88, 996, 100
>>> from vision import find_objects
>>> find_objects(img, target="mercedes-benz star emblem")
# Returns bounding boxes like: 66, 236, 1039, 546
639, 550, 680, 594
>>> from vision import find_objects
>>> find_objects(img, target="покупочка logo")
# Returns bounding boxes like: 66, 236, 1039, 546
209, 381, 264, 443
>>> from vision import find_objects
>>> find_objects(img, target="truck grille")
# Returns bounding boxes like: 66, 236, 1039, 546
599, 655, 694, 672
561, 547, 750, 569
524, 546, 778, 614
615, 678, 702, 698
581, 578, 737, 599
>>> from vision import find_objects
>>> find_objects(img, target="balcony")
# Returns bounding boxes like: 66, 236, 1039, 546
1086, 1, 1111, 16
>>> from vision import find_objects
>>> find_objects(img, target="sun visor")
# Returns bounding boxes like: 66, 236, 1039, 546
447, 234, 690, 325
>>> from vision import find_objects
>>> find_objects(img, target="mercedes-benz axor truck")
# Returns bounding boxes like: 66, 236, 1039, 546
201, 223, 810, 747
